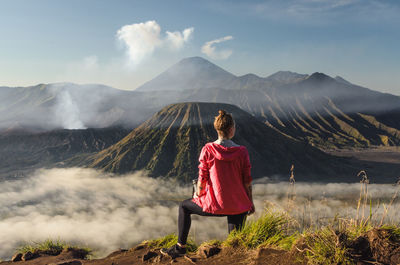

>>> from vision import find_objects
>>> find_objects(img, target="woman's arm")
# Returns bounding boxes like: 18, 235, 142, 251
195, 146, 209, 198
196, 178, 207, 197
245, 182, 255, 215
242, 148, 255, 215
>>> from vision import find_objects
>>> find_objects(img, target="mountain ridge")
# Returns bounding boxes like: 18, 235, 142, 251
85, 102, 355, 182
2, 56, 400, 150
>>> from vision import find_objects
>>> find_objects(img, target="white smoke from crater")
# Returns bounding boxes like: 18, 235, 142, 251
54, 90, 86, 129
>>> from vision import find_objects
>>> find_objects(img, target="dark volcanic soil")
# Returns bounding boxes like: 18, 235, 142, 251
325, 146, 400, 183
327, 146, 400, 165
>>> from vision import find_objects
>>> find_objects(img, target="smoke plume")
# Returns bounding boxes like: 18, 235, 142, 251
54, 90, 86, 129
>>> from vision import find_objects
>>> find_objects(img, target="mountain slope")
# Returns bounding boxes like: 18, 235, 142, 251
253, 73, 400, 148
0, 83, 168, 131
86, 102, 354, 182
0, 127, 130, 180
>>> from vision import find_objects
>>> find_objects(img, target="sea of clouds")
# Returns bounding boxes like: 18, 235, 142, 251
1, 168, 400, 259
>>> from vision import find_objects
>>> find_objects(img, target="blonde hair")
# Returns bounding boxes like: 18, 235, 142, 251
214, 109, 234, 138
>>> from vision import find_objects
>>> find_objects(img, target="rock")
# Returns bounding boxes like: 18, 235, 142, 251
142, 251, 158, 261
11, 253, 22, 262
197, 244, 221, 258
21, 251, 36, 261
130, 244, 145, 251
63, 247, 90, 259
106, 248, 128, 258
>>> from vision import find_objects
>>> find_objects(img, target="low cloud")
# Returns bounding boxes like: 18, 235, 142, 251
201, 36, 233, 60
1, 168, 400, 260
116, 20, 194, 66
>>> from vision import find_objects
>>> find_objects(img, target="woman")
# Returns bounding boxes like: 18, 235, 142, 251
161, 110, 255, 258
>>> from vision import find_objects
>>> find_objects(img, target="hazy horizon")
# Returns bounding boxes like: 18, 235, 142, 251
0, 0, 399, 95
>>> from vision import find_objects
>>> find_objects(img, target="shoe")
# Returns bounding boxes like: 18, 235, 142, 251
160, 244, 186, 259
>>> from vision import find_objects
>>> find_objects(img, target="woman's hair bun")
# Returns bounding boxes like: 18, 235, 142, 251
214, 109, 234, 137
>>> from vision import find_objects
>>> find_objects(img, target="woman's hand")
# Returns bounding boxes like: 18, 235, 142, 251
193, 190, 205, 199
248, 204, 255, 215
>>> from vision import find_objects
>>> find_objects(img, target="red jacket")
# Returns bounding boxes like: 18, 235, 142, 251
192, 142, 253, 215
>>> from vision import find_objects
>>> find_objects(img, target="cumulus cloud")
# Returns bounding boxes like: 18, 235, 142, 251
166, 27, 194, 50
116, 20, 194, 66
201, 36, 233, 60
1, 168, 399, 260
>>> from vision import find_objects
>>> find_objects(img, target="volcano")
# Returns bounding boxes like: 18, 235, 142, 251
87, 102, 354, 182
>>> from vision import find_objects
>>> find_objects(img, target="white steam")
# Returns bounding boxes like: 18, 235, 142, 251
54, 90, 85, 129
117, 20, 194, 66
1, 168, 400, 260
201, 36, 233, 60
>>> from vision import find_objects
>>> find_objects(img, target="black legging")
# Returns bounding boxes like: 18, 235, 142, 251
178, 199, 247, 245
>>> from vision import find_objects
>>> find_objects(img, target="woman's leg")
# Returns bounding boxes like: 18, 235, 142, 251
227, 212, 247, 233
178, 199, 219, 245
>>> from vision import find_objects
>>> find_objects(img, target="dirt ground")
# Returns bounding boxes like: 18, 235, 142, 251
3, 228, 400, 264
0, 244, 306, 265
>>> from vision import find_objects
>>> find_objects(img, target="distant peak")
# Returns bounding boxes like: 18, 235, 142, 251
239, 73, 261, 79
272, 70, 300, 75
135, 56, 235, 92
307, 72, 333, 81
266, 71, 308, 83
178, 56, 212, 64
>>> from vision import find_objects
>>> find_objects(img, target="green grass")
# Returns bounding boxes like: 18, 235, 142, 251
17, 239, 91, 258
380, 225, 400, 241
224, 211, 298, 250
143, 234, 198, 253
201, 239, 222, 247
299, 228, 353, 265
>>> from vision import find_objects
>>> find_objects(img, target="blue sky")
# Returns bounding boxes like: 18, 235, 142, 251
0, 0, 399, 95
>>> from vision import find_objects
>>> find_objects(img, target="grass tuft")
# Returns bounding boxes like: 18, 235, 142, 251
143, 234, 198, 253
224, 211, 298, 250
17, 239, 91, 258
299, 228, 353, 265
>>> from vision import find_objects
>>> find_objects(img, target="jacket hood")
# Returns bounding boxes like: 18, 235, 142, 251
206, 143, 243, 161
